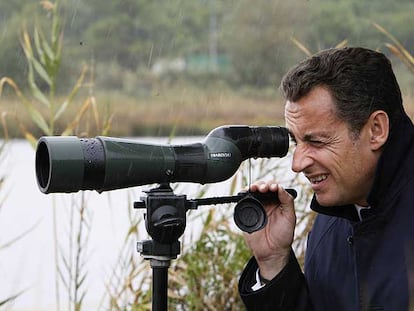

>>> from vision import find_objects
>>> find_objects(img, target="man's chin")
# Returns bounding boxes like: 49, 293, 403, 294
314, 193, 341, 207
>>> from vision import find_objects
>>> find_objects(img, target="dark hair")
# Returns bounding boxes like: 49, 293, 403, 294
280, 47, 403, 136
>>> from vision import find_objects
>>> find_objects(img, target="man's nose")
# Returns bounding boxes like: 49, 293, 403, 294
291, 145, 313, 173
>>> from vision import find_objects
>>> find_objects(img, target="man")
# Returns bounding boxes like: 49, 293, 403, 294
238, 47, 414, 310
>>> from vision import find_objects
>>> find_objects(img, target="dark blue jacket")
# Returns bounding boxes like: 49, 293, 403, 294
239, 112, 414, 310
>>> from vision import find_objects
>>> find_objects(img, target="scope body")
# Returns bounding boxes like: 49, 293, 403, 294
35, 125, 289, 194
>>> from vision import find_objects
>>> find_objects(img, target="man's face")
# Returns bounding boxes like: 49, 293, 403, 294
285, 86, 378, 207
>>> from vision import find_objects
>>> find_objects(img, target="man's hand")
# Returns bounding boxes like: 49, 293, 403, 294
243, 181, 296, 280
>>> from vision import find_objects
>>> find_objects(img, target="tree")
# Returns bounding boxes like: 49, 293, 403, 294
221, 0, 309, 87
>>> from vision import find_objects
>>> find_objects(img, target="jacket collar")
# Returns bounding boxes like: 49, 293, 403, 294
310, 111, 414, 221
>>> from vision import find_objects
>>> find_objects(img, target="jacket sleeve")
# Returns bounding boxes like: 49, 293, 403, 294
238, 250, 312, 310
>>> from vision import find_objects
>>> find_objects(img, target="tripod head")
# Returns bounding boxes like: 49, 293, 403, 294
134, 183, 297, 246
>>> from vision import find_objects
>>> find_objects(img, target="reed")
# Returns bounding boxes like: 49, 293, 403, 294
0, 1, 112, 310
98, 191, 152, 310
0, 129, 28, 307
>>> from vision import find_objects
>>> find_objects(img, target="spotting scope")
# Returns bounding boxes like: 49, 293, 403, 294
35, 125, 289, 194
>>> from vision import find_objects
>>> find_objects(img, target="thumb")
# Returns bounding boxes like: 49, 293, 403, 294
277, 185, 296, 210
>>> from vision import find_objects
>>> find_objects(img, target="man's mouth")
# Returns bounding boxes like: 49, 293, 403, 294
308, 174, 328, 184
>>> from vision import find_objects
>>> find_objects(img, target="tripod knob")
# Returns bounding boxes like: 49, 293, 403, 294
153, 217, 185, 229
148, 200, 186, 244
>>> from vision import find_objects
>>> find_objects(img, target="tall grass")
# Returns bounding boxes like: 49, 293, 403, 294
98, 192, 152, 310
0, 1, 112, 310
168, 209, 251, 310
0, 120, 26, 307
373, 23, 414, 74
0, 86, 285, 138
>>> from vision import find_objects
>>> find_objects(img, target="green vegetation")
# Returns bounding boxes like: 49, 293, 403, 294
168, 209, 251, 310
1, 2, 112, 310
1, 0, 414, 137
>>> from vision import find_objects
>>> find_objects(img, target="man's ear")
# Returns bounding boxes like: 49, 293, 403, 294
368, 110, 389, 151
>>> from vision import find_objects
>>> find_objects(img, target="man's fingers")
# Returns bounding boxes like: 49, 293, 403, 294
250, 180, 277, 193
249, 181, 296, 213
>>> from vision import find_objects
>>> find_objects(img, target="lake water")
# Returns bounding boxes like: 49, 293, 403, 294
0, 138, 295, 310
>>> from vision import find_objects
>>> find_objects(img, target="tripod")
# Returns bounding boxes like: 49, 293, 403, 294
135, 184, 187, 311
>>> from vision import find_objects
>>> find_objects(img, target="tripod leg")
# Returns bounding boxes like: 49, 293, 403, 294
151, 259, 170, 311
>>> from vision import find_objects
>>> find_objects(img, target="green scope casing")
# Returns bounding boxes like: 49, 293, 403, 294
35, 125, 289, 194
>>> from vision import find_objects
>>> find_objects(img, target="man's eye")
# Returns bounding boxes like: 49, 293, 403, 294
309, 140, 324, 146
